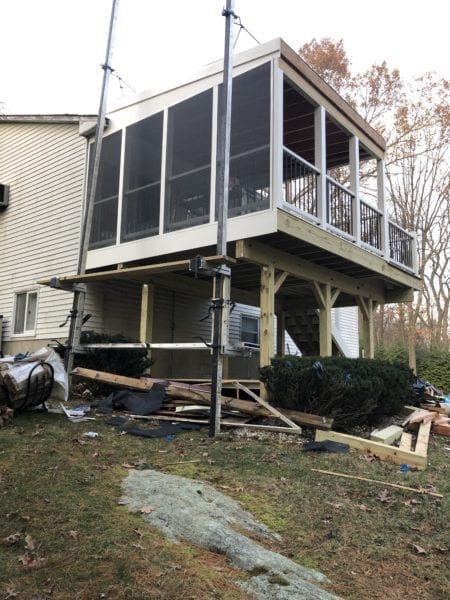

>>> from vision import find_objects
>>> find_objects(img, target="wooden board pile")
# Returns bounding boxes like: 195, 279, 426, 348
315, 405, 449, 471
71, 367, 334, 433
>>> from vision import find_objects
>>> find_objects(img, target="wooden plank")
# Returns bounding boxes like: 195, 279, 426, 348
432, 423, 450, 437
311, 469, 442, 498
315, 429, 427, 470
72, 368, 332, 429
259, 264, 275, 371
415, 420, 432, 456
39, 254, 236, 285
370, 425, 403, 445
398, 432, 413, 451
127, 414, 302, 434
232, 381, 300, 430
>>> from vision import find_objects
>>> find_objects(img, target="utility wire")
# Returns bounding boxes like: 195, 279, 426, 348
101, 63, 136, 94
232, 14, 261, 48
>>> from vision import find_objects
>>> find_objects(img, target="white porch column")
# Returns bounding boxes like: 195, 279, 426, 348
377, 159, 390, 259
314, 106, 327, 228
349, 136, 360, 243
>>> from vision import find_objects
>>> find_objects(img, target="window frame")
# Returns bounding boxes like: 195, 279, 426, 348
240, 313, 260, 346
13, 289, 38, 336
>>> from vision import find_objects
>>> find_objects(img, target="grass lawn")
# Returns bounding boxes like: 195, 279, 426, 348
0, 407, 448, 599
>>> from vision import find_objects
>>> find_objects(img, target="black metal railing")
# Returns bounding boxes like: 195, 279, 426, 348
326, 177, 354, 236
389, 221, 414, 269
360, 200, 382, 250
282, 147, 318, 217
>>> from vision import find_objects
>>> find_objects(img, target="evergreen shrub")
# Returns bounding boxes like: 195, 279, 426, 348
75, 331, 152, 377
260, 356, 414, 430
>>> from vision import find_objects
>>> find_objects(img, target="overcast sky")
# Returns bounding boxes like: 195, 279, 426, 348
1, 0, 448, 115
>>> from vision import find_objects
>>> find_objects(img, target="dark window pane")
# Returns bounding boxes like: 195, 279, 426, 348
218, 63, 271, 217
14, 293, 26, 334
122, 113, 163, 241
89, 131, 121, 248
165, 90, 212, 231
122, 185, 160, 241
241, 315, 259, 345
166, 168, 211, 232
91, 197, 118, 246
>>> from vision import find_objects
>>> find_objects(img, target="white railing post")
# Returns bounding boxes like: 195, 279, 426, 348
349, 136, 360, 243
314, 106, 327, 228
377, 159, 390, 259
411, 231, 419, 274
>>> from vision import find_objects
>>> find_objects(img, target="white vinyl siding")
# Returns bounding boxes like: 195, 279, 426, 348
0, 121, 88, 350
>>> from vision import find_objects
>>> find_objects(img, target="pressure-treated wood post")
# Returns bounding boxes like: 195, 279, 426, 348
140, 283, 154, 370
312, 282, 340, 357
357, 297, 378, 359
260, 264, 275, 368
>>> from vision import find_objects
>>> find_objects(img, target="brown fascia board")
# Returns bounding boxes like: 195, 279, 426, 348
280, 39, 386, 154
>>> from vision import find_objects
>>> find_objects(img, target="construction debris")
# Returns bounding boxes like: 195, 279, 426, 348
71, 367, 334, 432
0, 405, 14, 427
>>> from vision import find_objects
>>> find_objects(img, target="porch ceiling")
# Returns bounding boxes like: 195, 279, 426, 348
283, 79, 373, 168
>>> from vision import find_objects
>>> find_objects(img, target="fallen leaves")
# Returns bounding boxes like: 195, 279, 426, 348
412, 544, 428, 555
1, 532, 21, 546
377, 489, 394, 504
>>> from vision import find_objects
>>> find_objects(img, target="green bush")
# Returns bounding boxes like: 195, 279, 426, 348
75, 331, 153, 377
417, 349, 450, 393
260, 356, 414, 431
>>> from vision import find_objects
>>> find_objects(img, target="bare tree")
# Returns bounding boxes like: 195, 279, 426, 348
298, 40, 450, 353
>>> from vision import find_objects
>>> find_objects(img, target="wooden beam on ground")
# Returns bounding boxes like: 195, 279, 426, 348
231, 381, 300, 430
311, 469, 442, 498
71, 368, 332, 429
128, 414, 302, 434
235, 238, 386, 304
432, 423, 450, 436
315, 429, 428, 470
399, 432, 413, 451
415, 420, 432, 456
370, 425, 403, 445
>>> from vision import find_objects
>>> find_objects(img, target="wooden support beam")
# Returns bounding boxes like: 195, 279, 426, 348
259, 264, 275, 370
274, 271, 289, 294
357, 297, 378, 358
311, 282, 339, 357
276, 210, 422, 291
315, 429, 428, 470
236, 238, 386, 304
139, 283, 154, 345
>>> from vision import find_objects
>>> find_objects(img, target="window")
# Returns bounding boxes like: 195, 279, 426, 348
121, 112, 163, 241
165, 89, 213, 231
89, 131, 122, 248
241, 314, 259, 346
14, 291, 37, 334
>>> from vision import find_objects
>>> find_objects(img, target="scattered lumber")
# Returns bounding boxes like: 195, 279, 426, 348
72, 367, 333, 430
432, 423, 450, 437
315, 429, 428, 470
398, 432, 413, 451
311, 468, 443, 498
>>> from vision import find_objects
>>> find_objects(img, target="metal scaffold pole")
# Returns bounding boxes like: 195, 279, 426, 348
210, 0, 235, 437
64, 0, 120, 376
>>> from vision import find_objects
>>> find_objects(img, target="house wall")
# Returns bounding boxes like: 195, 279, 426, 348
0, 120, 88, 355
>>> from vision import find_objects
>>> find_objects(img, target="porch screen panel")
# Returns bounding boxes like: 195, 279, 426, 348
89, 131, 121, 248
122, 112, 163, 241
222, 62, 271, 217
165, 89, 212, 232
